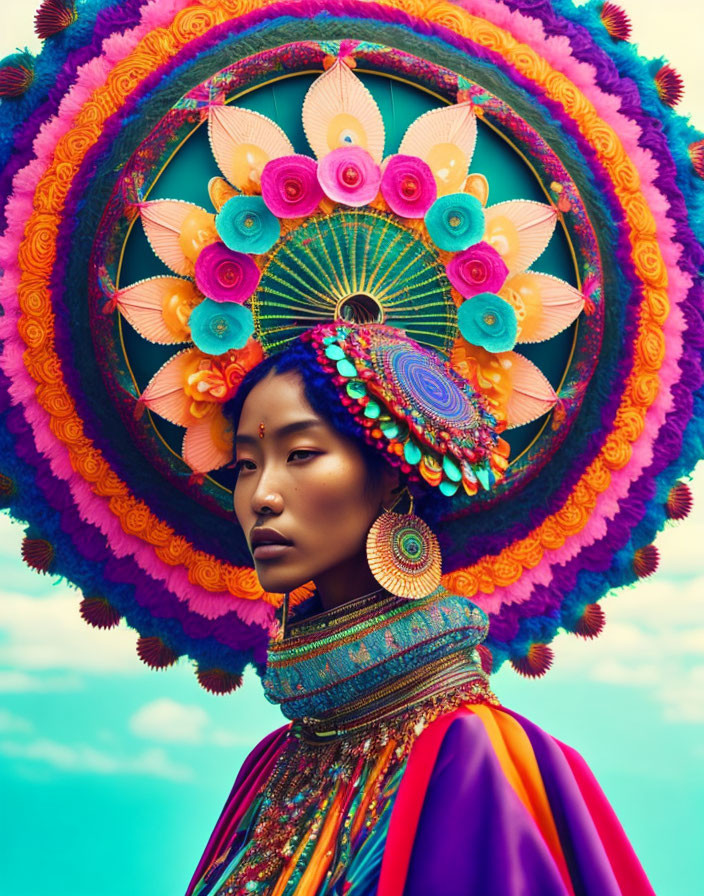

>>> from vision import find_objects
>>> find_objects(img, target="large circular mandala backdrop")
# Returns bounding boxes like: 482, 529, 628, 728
0, 1, 702, 686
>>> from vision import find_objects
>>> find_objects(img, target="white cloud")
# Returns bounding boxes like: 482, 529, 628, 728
129, 698, 210, 744
0, 738, 192, 781
551, 570, 704, 722
0, 589, 146, 674
0, 670, 83, 693
0, 709, 32, 734
129, 698, 255, 748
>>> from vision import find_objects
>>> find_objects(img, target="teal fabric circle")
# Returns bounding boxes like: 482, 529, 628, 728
188, 299, 254, 354
215, 195, 281, 254
457, 292, 518, 352
425, 192, 485, 251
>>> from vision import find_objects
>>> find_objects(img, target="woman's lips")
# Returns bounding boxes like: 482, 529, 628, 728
252, 543, 294, 561
250, 528, 293, 561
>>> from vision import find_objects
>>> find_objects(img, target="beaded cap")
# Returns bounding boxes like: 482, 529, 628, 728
307, 323, 509, 497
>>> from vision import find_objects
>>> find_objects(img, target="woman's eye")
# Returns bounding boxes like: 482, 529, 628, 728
288, 449, 318, 462
234, 459, 257, 473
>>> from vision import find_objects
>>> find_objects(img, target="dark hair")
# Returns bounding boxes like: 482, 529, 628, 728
223, 338, 392, 494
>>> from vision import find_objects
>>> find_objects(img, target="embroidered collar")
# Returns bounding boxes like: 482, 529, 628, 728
263, 586, 490, 729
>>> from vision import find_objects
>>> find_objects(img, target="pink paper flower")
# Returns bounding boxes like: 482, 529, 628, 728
380, 154, 437, 218
446, 241, 509, 298
317, 146, 381, 207
260, 155, 324, 218
194, 242, 260, 303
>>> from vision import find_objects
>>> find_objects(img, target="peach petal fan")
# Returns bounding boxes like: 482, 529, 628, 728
483, 200, 557, 275
207, 106, 293, 193
451, 341, 557, 428
116, 277, 201, 344
398, 102, 477, 195
140, 200, 218, 276
140, 348, 204, 427
183, 408, 233, 473
502, 351, 558, 427
500, 272, 585, 343
302, 58, 385, 162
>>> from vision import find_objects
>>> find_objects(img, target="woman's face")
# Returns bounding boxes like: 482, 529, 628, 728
233, 370, 397, 596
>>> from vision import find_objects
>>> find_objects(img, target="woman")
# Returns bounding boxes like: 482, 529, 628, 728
1, 2, 702, 894
185, 329, 655, 896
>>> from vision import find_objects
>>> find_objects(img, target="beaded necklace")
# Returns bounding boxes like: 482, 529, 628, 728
196, 586, 496, 896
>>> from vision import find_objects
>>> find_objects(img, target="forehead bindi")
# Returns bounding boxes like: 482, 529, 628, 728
236, 372, 325, 445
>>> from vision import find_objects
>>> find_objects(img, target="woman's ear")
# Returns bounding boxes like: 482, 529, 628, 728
379, 468, 403, 511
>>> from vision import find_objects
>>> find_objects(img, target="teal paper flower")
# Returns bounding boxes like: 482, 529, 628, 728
216, 195, 281, 254
457, 292, 518, 352
188, 299, 254, 355
425, 193, 485, 252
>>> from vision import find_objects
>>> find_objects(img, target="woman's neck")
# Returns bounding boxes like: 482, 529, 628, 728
313, 547, 381, 610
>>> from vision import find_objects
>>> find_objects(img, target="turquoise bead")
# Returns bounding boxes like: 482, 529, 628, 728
403, 440, 422, 465
337, 358, 357, 377
475, 465, 490, 490
439, 478, 461, 497
346, 380, 367, 399
325, 344, 346, 361
442, 455, 462, 482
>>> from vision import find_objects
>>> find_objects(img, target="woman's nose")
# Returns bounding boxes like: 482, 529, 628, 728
251, 471, 284, 516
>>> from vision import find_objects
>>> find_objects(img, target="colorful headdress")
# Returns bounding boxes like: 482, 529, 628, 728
1, 0, 703, 690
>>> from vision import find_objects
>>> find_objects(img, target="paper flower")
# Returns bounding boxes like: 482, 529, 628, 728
457, 292, 517, 352
216, 195, 281, 254
194, 242, 260, 304
188, 298, 254, 355
380, 154, 437, 218
425, 193, 485, 252
317, 145, 381, 207
446, 241, 508, 298
260, 155, 324, 217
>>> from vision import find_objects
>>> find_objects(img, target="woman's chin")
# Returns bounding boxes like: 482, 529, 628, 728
254, 563, 311, 595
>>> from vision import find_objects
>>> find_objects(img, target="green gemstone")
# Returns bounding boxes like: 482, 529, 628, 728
337, 358, 357, 378
380, 419, 399, 439
475, 465, 491, 490
325, 344, 346, 361
364, 400, 381, 419
439, 479, 461, 497
442, 455, 462, 482
403, 440, 422, 465
346, 380, 367, 399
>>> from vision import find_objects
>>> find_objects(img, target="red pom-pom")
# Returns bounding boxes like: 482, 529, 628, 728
510, 643, 554, 678
21, 536, 54, 573
689, 141, 704, 179
633, 544, 659, 578
136, 636, 178, 669
574, 603, 606, 639
476, 643, 493, 675
655, 65, 684, 108
197, 668, 243, 694
600, 3, 632, 41
80, 596, 121, 629
666, 481, 693, 520
0, 55, 34, 98
34, 0, 77, 39
0, 472, 15, 498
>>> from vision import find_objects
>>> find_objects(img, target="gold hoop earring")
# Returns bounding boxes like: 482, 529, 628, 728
366, 489, 442, 600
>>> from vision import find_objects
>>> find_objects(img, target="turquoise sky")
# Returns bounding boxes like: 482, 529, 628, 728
2, 3, 703, 895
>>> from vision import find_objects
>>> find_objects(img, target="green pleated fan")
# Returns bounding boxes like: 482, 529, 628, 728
252, 208, 457, 355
